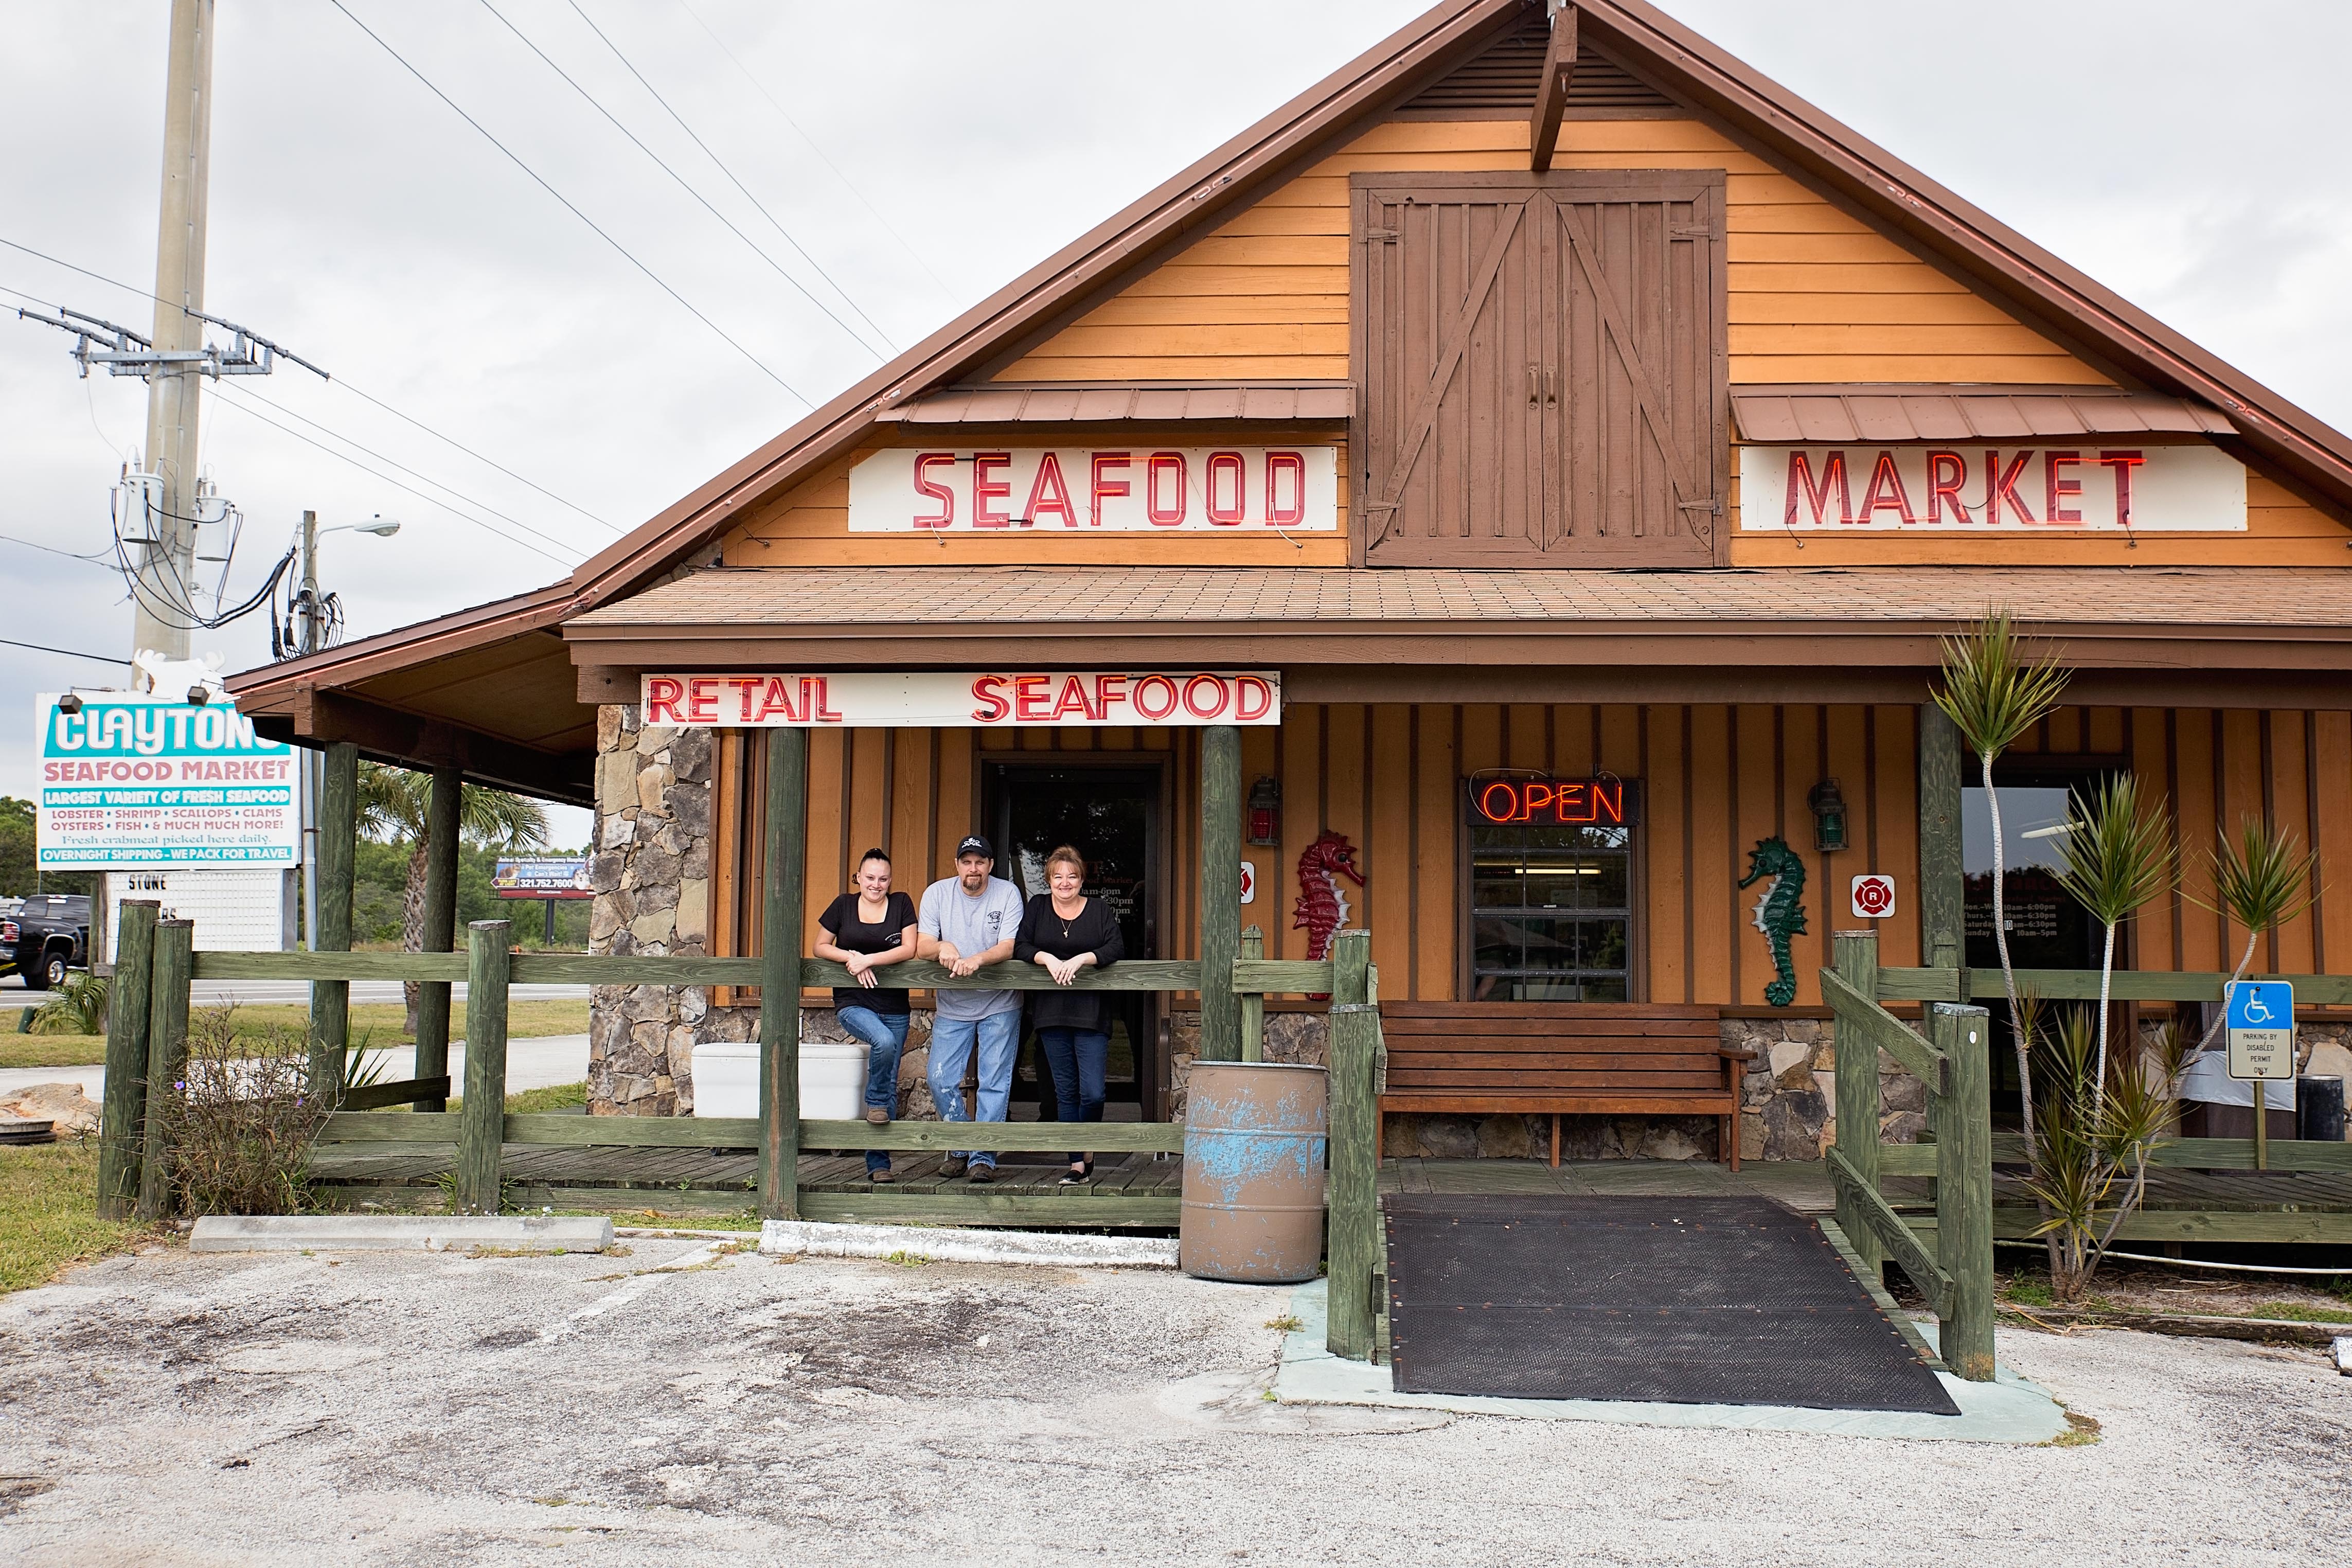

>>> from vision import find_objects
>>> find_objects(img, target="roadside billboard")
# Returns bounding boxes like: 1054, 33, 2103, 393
34, 692, 300, 869
493, 857, 594, 899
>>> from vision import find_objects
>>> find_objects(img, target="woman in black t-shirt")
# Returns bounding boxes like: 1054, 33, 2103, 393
1013, 844, 1125, 1184
813, 847, 919, 1181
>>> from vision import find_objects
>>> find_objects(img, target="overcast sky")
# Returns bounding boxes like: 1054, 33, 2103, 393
5, 0, 2349, 849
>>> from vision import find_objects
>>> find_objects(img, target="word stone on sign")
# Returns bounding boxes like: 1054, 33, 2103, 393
2225, 980, 2296, 1081
1850, 874, 1896, 920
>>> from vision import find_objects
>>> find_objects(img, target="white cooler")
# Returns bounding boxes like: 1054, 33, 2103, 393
690, 1039, 870, 1120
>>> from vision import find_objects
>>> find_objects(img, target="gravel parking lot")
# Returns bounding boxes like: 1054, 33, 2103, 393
1, 1238, 2346, 1566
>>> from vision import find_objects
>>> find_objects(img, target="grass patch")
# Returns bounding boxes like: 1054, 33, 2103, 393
1263, 1315, 1304, 1332
2242, 1301, 2352, 1325
2002, 1274, 2055, 1308
0, 1138, 145, 1293
0, 999, 585, 1073
2047, 1410, 2103, 1448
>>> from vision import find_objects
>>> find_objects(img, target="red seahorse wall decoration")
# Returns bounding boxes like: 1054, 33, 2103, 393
1292, 830, 1365, 961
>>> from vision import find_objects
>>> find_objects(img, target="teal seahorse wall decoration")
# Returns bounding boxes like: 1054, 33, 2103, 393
1738, 836, 1809, 1007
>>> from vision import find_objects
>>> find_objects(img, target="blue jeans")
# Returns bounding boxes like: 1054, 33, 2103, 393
1037, 1026, 1109, 1164
925, 1010, 1021, 1169
836, 1006, 910, 1174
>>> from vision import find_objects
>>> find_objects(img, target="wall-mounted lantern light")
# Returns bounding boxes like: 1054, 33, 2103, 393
1807, 778, 1849, 853
1247, 775, 1282, 846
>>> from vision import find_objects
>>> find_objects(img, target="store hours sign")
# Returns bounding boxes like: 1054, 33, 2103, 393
848, 447, 1340, 532
35, 693, 300, 868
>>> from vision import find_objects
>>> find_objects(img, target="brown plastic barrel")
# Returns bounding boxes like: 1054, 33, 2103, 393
1178, 1061, 1328, 1282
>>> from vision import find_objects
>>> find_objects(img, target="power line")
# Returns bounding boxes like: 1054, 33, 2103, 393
564, 0, 898, 353
326, 0, 810, 404
0, 531, 115, 567
207, 391, 575, 566
219, 381, 584, 559
1, 635, 131, 667
477, 0, 890, 362
673, 0, 956, 305
1, 240, 615, 537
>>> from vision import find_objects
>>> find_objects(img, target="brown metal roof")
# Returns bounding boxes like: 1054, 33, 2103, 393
880, 382, 1355, 425
1730, 384, 2238, 445
567, 564, 2352, 634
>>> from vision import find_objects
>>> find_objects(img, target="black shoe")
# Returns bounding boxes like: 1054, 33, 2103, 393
939, 1155, 968, 1178
1058, 1161, 1094, 1186
967, 1163, 996, 1185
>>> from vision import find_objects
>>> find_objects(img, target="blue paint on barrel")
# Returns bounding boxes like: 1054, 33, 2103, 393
1179, 1061, 1329, 1283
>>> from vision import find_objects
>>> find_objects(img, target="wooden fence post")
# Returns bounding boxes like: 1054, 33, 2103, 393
1932, 1001, 1995, 1380
1238, 925, 1264, 1063
97, 900, 159, 1218
1917, 706, 1965, 975
759, 726, 808, 1222
1198, 723, 1241, 1063
455, 921, 512, 1215
310, 740, 359, 1094
1325, 929, 1378, 1361
413, 761, 463, 1112
135, 919, 194, 1221
1831, 930, 1883, 1275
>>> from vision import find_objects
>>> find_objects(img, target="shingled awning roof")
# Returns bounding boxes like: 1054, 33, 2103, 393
1730, 385, 2238, 444
878, 382, 1355, 425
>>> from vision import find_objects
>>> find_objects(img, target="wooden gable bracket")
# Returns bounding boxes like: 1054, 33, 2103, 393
1529, 3, 1578, 172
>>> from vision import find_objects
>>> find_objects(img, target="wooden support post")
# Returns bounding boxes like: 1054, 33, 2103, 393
413, 761, 462, 1112
1831, 930, 1884, 1277
455, 920, 511, 1215
1527, 1, 1577, 172
97, 900, 160, 1219
1238, 925, 1265, 1063
309, 740, 359, 1095
759, 726, 809, 1221
1917, 705, 1965, 976
1325, 929, 1378, 1362
1198, 723, 1242, 1063
1932, 1001, 1996, 1381
135, 919, 194, 1221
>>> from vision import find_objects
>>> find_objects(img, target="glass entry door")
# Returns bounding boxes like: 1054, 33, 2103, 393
1468, 819, 1633, 1001
983, 761, 1165, 1121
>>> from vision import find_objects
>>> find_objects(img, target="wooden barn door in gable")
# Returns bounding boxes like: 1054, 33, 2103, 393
1357, 171, 1726, 567
1358, 178, 1546, 563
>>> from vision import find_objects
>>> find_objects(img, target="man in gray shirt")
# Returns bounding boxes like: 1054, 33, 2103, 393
918, 834, 1026, 1182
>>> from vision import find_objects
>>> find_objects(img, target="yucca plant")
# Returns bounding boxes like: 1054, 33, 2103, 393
2051, 773, 2173, 1101
1932, 607, 2070, 1156
2183, 817, 2320, 1061
2023, 1010, 2190, 1300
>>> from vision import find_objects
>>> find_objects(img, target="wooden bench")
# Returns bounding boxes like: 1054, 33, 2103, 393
1377, 1002, 1755, 1169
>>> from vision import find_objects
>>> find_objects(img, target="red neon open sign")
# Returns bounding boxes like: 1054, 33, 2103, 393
1467, 777, 1638, 827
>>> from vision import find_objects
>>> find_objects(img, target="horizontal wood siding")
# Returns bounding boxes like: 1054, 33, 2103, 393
708, 702, 2347, 1006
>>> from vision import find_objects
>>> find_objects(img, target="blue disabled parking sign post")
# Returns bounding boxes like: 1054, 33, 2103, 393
2225, 979, 2295, 1170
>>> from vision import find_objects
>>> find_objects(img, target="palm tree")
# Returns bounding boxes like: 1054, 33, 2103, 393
356, 762, 548, 1036
2050, 773, 2172, 1101
2184, 817, 2321, 1061
1931, 608, 2070, 1158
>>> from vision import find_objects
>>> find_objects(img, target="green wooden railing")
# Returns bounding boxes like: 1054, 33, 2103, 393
92, 904, 1387, 1363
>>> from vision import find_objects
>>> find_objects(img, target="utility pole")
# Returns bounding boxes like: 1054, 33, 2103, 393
130, 0, 217, 665
298, 508, 320, 952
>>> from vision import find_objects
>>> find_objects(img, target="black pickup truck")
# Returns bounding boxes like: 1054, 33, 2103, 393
1, 894, 90, 990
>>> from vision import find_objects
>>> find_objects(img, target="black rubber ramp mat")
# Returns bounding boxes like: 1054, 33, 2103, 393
1384, 1193, 1959, 1415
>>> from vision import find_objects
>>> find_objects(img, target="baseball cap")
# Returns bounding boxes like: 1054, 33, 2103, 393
955, 834, 994, 860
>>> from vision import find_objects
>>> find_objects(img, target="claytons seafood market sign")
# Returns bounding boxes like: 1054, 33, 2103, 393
35, 692, 300, 868
644, 671, 1281, 728
848, 447, 1340, 531
1737, 444, 2244, 531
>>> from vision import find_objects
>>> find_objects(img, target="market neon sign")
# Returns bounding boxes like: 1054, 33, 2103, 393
642, 671, 1281, 728
1467, 777, 1638, 827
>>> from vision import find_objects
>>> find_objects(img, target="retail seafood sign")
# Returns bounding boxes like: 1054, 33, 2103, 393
643, 671, 1281, 728
1736, 444, 2245, 531
34, 692, 300, 868
847, 446, 1340, 532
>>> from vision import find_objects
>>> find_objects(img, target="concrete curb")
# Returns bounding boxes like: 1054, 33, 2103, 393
760, 1219, 1178, 1269
189, 1215, 615, 1253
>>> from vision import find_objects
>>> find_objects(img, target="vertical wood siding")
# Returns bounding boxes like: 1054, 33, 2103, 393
709, 702, 2352, 1002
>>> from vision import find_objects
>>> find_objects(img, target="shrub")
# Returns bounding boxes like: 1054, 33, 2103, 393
151, 1007, 336, 1216
28, 972, 108, 1036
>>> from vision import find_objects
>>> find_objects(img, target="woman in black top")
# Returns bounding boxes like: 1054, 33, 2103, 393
1013, 845, 1125, 1183
813, 847, 919, 1182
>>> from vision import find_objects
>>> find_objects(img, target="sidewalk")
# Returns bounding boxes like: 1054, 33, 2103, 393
0, 1034, 590, 1103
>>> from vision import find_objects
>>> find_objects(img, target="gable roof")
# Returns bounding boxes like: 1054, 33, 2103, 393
228, 0, 2352, 777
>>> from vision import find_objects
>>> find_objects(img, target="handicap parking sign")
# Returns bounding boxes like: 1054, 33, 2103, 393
2225, 981, 2295, 1081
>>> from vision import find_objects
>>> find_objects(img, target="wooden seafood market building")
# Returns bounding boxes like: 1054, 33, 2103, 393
230, 0, 2352, 1203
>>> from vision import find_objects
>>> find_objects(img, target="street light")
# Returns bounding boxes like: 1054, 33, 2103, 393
292, 510, 400, 955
